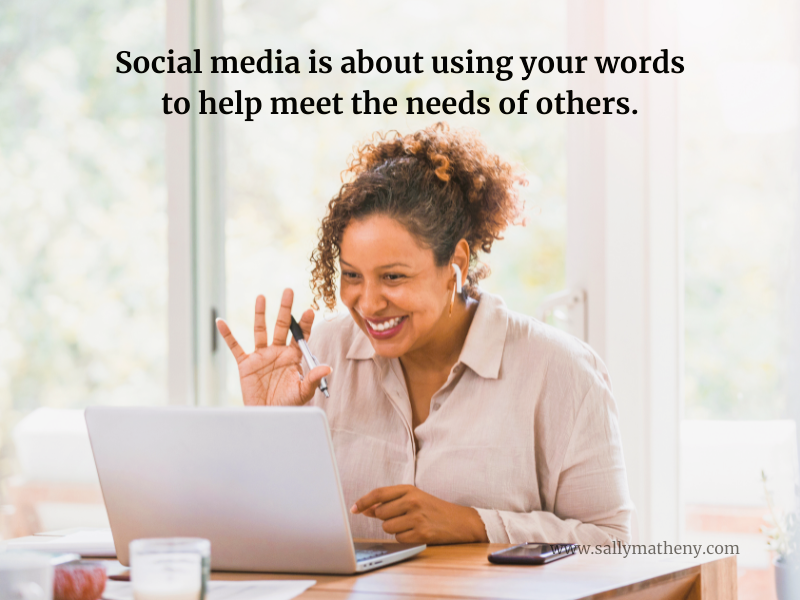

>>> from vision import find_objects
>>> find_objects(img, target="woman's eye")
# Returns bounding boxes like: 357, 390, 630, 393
341, 271, 360, 280
384, 273, 405, 281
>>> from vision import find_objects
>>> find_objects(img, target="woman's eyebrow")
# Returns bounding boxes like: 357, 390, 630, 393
339, 260, 411, 269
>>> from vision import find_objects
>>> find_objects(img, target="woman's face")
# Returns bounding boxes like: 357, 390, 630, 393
339, 214, 453, 358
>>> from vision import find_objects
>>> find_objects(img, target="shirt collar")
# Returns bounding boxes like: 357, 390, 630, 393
346, 327, 376, 360
458, 291, 508, 379
345, 291, 509, 380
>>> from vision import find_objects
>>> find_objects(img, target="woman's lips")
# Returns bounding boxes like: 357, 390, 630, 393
364, 316, 408, 340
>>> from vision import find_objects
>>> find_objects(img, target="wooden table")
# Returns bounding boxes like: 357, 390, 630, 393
213, 543, 737, 600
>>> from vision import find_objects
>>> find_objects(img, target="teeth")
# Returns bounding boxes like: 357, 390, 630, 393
368, 317, 403, 332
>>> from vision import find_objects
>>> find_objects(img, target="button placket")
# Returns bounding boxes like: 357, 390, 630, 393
377, 357, 416, 460
429, 362, 463, 415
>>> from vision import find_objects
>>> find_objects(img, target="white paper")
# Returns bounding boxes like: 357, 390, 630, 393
102, 579, 316, 600
5, 529, 116, 557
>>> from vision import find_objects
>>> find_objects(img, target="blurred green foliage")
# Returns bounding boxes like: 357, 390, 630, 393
0, 0, 168, 481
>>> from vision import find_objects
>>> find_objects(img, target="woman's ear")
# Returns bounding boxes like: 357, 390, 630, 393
451, 239, 470, 287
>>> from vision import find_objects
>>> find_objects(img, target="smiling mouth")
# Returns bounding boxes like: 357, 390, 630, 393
364, 316, 408, 337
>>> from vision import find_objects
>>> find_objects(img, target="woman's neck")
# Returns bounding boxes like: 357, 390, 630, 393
399, 296, 478, 376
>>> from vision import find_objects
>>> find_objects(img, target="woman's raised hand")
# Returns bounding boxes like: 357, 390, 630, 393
216, 289, 331, 407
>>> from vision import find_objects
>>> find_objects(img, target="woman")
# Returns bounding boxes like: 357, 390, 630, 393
217, 123, 633, 545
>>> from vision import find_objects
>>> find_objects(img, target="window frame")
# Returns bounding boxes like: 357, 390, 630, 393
166, 0, 227, 407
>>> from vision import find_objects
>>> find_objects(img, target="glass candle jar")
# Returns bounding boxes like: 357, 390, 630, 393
129, 538, 210, 600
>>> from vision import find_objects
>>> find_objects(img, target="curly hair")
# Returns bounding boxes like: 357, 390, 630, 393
310, 122, 527, 310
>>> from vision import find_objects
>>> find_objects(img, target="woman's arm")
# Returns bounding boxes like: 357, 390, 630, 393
351, 381, 632, 545
350, 485, 489, 544
476, 380, 633, 545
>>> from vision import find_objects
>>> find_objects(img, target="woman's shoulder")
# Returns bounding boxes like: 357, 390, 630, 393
501, 301, 612, 391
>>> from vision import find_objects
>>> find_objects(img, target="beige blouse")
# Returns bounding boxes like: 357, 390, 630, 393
308, 291, 633, 544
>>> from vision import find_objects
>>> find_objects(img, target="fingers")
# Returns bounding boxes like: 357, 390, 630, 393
306, 364, 331, 385
381, 514, 415, 536
254, 295, 268, 349
372, 496, 410, 521
272, 288, 294, 346
297, 365, 332, 403
362, 505, 379, 518
216, 318, 247, 364
298, 308, 315, 340
351, 486, 410, 514
395, 530, 425, 545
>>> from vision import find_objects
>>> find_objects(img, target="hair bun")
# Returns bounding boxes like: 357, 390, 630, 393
312, 122, 527, 310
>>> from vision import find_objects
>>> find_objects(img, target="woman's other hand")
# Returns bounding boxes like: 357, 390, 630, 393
350, 485, 489, 545
216, 289, 331, 406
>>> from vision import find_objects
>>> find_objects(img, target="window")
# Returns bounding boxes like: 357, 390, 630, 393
0, 0, 167, 536
679, 0, 798, 595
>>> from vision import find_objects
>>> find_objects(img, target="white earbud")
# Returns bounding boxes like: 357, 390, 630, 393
451, 264, 463, 294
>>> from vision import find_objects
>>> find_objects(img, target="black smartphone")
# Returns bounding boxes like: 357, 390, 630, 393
488, 542, 578, 565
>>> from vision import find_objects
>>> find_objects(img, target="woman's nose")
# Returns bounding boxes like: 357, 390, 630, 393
359, 280, 388, 315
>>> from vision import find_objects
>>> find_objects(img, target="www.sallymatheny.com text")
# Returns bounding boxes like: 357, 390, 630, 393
551, 541, 739, 559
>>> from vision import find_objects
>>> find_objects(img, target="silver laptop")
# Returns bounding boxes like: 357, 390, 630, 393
84, 406, 425, 574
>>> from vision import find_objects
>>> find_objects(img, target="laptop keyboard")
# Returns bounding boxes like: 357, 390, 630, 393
355, 548, 390, 562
